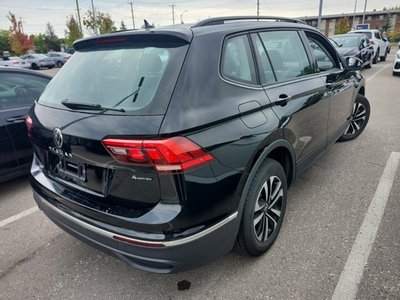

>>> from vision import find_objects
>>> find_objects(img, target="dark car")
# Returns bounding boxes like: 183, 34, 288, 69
0, 67, 51, 182
27, 16, 370, 273
330, 34, 373, 69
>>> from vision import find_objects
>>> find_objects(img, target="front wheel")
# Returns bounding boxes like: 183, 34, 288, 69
380, 51, 387, 62
338, 94, 370, 142
373, 50, 379, 64
365, 54, 373, 69
236, 158, 287, 256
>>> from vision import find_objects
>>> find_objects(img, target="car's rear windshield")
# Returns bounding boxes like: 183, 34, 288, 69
330, 36, 359, 47
353, 31, 372, 39
38, 41, 188, 115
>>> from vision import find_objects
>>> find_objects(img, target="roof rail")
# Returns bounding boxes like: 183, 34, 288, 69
192, 16, 306, 28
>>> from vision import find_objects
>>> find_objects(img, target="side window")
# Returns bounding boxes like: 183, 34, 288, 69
221, 35, 257, 85
0, 73, 49, 110
257, 31, 312, 82
307, 37, 336, 72
374, 32, 381, 39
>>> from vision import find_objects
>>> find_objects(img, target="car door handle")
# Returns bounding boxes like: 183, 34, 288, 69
6, 116, 26, 123
275, 94, 291, 106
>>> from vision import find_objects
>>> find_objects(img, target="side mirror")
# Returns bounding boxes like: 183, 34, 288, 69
344, 56, 362, 71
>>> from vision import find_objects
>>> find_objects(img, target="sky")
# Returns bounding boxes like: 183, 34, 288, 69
1, 0, 399, 37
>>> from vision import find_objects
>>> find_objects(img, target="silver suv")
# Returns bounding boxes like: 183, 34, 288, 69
348, 29, 388, 63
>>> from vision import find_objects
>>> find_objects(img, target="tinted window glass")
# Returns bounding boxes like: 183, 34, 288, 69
257, 31, 311, 82
0, 73, 49, 110
38, 43, 188, 113
374, 32, 381, 39
221, 35, 257, 85
307, 38, 335, 71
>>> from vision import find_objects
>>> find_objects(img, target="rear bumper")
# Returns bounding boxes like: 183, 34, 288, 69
393, 60, 400, 73
33, 189, 239, 273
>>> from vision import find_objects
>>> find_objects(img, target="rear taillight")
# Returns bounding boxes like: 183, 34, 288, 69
102, 137, 214, 173
25, 115, 32, 135
12, 61, 20, 65
370, 40, 375, 45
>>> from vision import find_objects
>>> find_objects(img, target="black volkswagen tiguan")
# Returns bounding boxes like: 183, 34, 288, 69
27, 17, 370, 273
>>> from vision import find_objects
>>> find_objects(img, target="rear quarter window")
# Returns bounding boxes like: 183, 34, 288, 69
221, 35, 257, 85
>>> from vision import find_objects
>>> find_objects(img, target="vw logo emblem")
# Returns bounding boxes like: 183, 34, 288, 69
53, 128, 63, 148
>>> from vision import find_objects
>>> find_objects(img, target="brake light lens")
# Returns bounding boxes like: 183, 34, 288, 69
102, 137, 214, 173
25, 115, 33, 135
370, 40, 375, 45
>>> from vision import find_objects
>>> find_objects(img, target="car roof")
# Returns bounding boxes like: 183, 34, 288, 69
74, 16, 317, 50
349, 29, 379, 33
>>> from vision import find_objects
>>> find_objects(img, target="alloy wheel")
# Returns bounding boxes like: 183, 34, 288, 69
253, 175, 283, 242
344, 102, 367, 136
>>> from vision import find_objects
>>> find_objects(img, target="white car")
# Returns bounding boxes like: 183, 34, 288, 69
393, 49, 400, 76
348, 29, 389, 63
0, 56, 31, 69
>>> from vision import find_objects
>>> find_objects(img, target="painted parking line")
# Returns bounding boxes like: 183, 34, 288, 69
0, 206, 39, 229
331, 151, 400, 300
365, 63, 392, 82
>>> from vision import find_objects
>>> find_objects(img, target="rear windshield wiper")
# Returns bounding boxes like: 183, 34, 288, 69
113, 76, 145, 108
61, 99, 125, 112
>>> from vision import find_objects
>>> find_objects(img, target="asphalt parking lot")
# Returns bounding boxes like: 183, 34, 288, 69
1, 54, 399, 299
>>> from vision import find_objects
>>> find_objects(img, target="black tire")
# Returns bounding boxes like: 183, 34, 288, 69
31, 63, 39, 70
236, 158, 287, 256
365, 54, 372, 69
48, 66, 53, 69
338, 94, 370, 142
56, 61, 63, 68
380, 51, 387, 62
373, 50, 379, 64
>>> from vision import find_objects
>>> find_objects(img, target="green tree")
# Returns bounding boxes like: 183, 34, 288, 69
381, 11, 392, 33
0, 30, 11, 53
44, 22, 61, 51
34, 33, 47, 53
7, 11, 34, 55
335, 16, 350, 34
120, 20, 127, 30
83, 10, 117, 35
65, 15, 83, 47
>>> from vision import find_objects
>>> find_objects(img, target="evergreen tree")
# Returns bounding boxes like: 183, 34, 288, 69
65, 15, 83, 47
335, 17, 350, 34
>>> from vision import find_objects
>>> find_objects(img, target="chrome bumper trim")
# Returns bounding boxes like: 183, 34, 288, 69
34, 192, 238, 248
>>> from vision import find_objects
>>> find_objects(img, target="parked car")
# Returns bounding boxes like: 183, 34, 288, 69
393, 48, 400, 76
28, 16, 370, 273
0, 56, 31, 69
21, 53, 55, 70
347, 29, 389, 63
330, 34, 373, 69
47, 52, 72, 68
0, 67, 51, 182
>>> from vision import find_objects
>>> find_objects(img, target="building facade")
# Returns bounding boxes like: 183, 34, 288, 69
301, 9, 400, 37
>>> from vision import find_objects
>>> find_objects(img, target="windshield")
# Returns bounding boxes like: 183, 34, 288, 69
330, 36, 359, 48
38, 42, 188, 114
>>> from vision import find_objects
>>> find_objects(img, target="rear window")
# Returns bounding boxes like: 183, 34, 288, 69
38, 41, 188, 115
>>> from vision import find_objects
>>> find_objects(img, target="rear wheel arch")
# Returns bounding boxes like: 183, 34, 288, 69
236, 139, 296, 212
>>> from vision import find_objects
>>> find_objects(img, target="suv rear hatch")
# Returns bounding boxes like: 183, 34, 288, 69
29, 31, 191, 226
